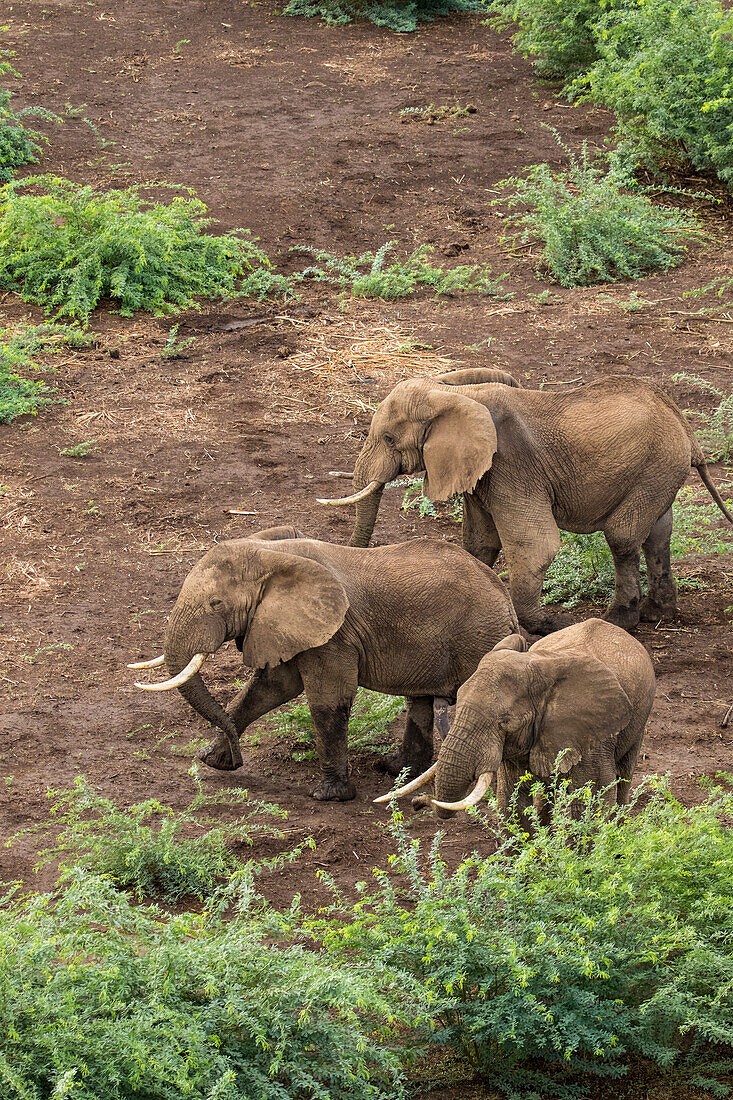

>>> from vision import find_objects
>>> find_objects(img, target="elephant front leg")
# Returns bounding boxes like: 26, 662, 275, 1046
197, 661, 303, 771
377, 696, 434, 779
462, 491, 501, 568
499, 519, 573, 635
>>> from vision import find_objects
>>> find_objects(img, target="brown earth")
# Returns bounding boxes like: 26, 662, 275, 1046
0, 1, 732, 1096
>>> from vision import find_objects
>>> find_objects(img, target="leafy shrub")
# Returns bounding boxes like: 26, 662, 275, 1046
0, 44, 59, 182
497, 139, 702, 287
0, 176, 289, 321
488, 0, 624, 77
0, 322, 92, 424
400, 477, 463, 522
282, 0, 482, 32
11, 770, 288, 901
292, 241, 510, 300
571, 0, 733, 186
0, 868, 408, 1100
672, 373, 733, 463
268, 688, 406, 760
314, 777, 733, 1097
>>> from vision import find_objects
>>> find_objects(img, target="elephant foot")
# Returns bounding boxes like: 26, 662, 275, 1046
523, 610, 576, 637
374, 752, 432, 780
411, 793, 431, 811
604, 604, 640, 632
311, 777, 357, 802
197, 736, 243, 772
639, 596, 676, 623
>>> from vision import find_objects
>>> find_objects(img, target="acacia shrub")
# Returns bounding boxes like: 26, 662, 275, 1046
283, 0, 482, 32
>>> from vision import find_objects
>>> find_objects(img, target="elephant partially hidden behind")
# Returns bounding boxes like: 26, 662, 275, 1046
378, 618, 655, 821
320, 368, 733, 634
129, 527, 519, 801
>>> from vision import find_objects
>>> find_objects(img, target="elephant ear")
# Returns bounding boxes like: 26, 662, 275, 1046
492, 633, 527, 653
528, 654, 633, 777
422, 389, 498, 501
241, 547, 349, 670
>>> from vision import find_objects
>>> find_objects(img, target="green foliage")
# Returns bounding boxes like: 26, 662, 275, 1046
497, 138, 701, 287
0, 322, 92, 424
0, 41, 60, 182
0, 176, 287, 321
400, 478, 463, 522
314, 777, 733, 1097
268, 689, 406, 760
161, 322, 195, 359
0, 867, 407, 1100
292, 241, 510, 300
543, 486, 733, 606
672, 373, 733, 462
10, 771, 289, 901
488, 0, 622, 77
282, 0, 482, 32
571, 0, 733, 186
58, 439, 96, 458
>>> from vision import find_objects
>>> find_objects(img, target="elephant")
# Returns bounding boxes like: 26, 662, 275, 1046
377, 618, 655, 821
128, 526, 519, 802
319, 369, 733, 634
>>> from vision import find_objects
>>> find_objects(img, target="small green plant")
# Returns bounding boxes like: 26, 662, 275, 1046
0, 321, 93, 423
58, 439, 96, 458
11, 770, 289, 901
161, 322, 195, 359
497, 136, 702, 287
399, 102, 477, 122
1, 41, 60, 182
292, 241, 510, 300
400, 478, 463, 522
598, 290, 654, 311
282, 0, 482, 32
672, 373, 733, 462
0, 866, 407, 1100
268, 688, 406, 760
314, 776, 733, 1097
0, 176, 290, 320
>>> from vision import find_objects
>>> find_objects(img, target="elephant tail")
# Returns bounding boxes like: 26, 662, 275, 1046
692, 444, 733, 524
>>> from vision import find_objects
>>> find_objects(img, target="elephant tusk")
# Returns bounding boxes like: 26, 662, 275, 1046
328, 470, 355, 479
134, 652, 207, 691
127, 655, 165, 670
373, 762, 437, 804
317, 480, 382, 506
432, 772, 493, 812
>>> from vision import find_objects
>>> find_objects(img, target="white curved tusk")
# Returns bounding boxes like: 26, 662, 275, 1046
373, 762, 437, 804
328, 470, 355, 479
127, 655, 165, 670
317, 480, 382, 506
134, 653, 207, 691
432, 772, 493, 812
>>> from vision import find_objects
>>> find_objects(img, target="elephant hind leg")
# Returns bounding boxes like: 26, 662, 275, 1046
603, 523, 643, 631
640, 508, 677, 622
376, 695, 434, 779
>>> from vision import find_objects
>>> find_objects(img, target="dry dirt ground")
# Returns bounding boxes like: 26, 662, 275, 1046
0, 1, 732, 1095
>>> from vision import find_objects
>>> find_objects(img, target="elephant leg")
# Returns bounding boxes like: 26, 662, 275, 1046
499, 516, 572, 635
378, 696, 434, 778
604, 532, 642, 631
198, 661, 304, 771
298, 653, 358, 802
640, 508, 677, 622
462, 492, 501, 568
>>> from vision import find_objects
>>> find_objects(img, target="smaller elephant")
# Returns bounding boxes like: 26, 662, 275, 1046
129, 527, 519, 802
378, 618, 655, 820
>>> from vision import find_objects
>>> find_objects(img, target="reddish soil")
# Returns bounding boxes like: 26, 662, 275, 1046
0, 2, 732, 1095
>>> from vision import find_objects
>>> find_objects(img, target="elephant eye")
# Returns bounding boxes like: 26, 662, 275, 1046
209, 597, 226, 612
383, 432, 396, 447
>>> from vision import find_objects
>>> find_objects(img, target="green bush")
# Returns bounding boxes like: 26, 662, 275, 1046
0, 868, 408, 1100
11, 770, 289, 901
571, 0, 733, 186
314, 777, 733, 1097
268, 688, 406, 760
497, 139, 701, 286
292, 241, 510, 300
1, 44, 59, 182
0, 176, 289, 321
488, 0, 623, 77
0, 322, 92, 424
282, 0, 481, 32
672, 373, 733, 463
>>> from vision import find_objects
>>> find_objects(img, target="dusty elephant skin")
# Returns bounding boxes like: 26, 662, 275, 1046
322, 368, 733, 634
129, 526, 519, 801
427, 618, 655, 821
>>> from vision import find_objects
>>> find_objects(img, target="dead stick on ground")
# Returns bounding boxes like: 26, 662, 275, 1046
225, 509, 258, 516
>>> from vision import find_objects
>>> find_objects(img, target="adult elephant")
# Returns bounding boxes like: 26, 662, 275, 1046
128, 526, 518, 802
319, 369, 732, 633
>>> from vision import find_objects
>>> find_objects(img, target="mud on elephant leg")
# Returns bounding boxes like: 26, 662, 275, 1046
640, 508, 677, 622
377, 695, 434, 779
604, 532, 642, 631
197, 661, 303, 772
299, 655, 358, 801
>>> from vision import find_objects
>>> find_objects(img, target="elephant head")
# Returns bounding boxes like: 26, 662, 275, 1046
430, 635, 632, 817
318, 374, 502, 547
129, 537, 349, 761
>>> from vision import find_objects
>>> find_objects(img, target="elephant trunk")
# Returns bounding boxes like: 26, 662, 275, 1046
349, 447, 388, 547
164, 626, 238, 750
433, 714, 502, 818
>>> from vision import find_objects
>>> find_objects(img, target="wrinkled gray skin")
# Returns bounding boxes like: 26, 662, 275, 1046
157, 526, 519, 801
346, 367, 733, 634
432, 618, 655, 821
